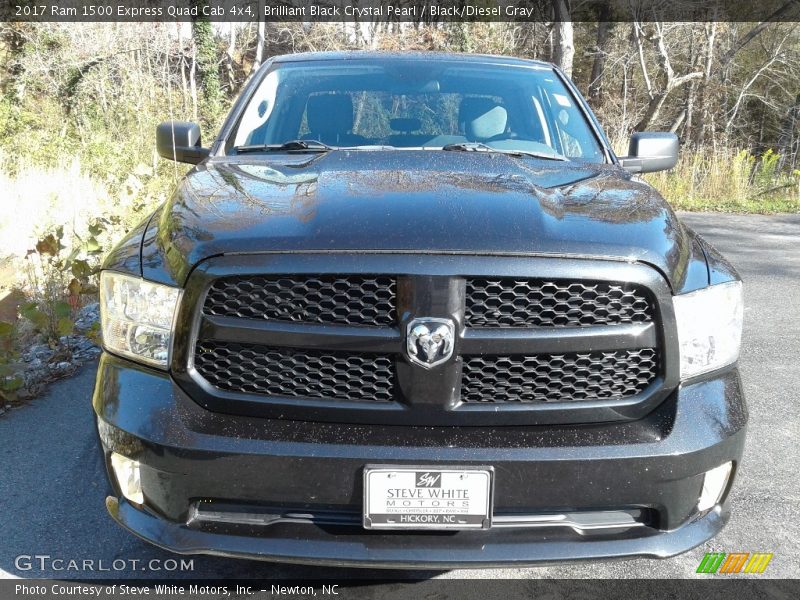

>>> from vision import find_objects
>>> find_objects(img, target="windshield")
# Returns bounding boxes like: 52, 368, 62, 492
228, 58, 606, 162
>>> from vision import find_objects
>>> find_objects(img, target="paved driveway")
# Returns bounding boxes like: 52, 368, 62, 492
1, 213, 798, 581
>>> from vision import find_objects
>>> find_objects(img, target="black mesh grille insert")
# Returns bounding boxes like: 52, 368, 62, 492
465, 279, 653, 327
194, 342, 396, 402
203, 275, 396, 327
461, 349, 658, 403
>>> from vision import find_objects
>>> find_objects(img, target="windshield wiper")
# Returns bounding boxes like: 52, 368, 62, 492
442, 142, 567, 161
234, 139, 333, 154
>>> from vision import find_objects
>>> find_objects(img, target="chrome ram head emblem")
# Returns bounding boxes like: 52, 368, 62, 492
406, 318, 455, 369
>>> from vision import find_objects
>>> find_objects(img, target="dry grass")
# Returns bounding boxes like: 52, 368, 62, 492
645, 148, 800, 214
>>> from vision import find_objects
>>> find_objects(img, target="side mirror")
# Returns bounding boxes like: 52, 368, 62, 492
156, 121, 210, 164
619, 132, 678, 174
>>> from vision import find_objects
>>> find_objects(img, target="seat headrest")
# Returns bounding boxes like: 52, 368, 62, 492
307, 94, 353, 134
459, 97, 508, 140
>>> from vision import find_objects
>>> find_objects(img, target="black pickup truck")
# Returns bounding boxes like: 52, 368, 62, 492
94, 51, 745, 568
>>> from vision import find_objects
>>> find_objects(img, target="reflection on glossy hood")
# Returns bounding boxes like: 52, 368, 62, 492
151, 150, 696, 289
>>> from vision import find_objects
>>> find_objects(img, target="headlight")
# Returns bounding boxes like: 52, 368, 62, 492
100, 271, 182, 369
673, 281, 743, 379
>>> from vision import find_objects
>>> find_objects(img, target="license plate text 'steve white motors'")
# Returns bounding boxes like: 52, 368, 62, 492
363, 467, 493, 530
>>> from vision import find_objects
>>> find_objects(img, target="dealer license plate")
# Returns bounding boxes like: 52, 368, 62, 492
363, 466, 493, 530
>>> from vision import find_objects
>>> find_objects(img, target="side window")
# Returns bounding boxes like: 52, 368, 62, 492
233, 70, 280, 147
536, 86, 603, 161
551, 92, 584, 157
297, 108, 309, 138
531, 96, 552, 147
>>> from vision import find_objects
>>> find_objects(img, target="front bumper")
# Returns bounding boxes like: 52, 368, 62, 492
93, 352, 747, 568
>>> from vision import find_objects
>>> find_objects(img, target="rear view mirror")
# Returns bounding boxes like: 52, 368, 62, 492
619, 132, 679, 174
156, 121, 210, 164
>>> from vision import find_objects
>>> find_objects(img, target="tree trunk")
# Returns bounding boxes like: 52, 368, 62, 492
631, 22, 653, 100
786, 96, 800, 171
684, 79, 697, 144
342, 22, 359, 45
682, 31, 698, 144
635, 91, 671, 132
634, 22, 703, 131
453, 22, 474, 52
551, 0, 574, 77
225, 24, 236, 94
1, 22, 28, 100
588, 12, 611, 103
694, 22, 716, 147
589, 17, 611, 105
252, 0, 266, 74
191, 0, 222, 123
177, 22, 189, 114
189, 42, 198, 122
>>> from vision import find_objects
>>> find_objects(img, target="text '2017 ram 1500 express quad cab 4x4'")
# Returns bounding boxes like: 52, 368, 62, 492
94, 52, 746, 568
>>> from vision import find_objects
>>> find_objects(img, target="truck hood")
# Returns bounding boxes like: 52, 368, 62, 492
150, 150, 697, 290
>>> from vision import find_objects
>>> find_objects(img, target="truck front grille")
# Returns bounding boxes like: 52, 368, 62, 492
204, 275, 396, 327
461, 349, 658, 403
181, 259, 671, 426
465, 278, 652, 328
194, 341, 396, 403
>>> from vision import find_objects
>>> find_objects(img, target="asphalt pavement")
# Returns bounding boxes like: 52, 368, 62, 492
1, 212, 798, 582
